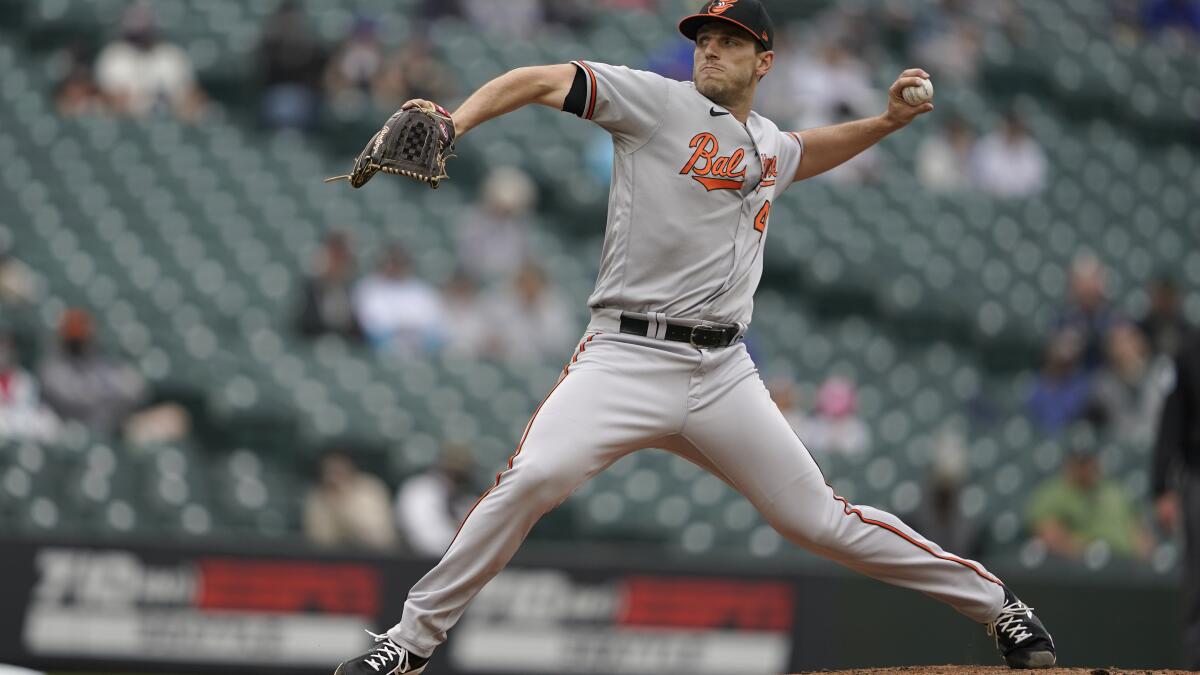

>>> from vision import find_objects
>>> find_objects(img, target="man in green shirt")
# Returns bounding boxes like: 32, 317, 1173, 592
1027, 446, 1153, 560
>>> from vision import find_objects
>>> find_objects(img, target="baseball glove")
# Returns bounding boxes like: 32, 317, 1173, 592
324, 104, 456, 189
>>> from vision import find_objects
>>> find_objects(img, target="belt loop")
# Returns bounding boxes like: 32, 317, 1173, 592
734, 321, 747, 342
650, 312, 668, 340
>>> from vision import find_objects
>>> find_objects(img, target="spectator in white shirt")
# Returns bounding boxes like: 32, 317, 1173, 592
772, 41, 878, 131
395, 444, 479, 557
916, 116, 976, 192
971, 112, 1047, 197
353, 246, 446, 354
486, 263, 574, 365
95, 3, 206, 121
456, 167, 537, 284
0, 331, 59, 443
440, 270, 496, 359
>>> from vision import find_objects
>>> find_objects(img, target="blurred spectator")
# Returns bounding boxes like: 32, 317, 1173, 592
124, 403, 191, 447
1141, 0, 1200, 35
374, 38, 458, 110
54, 46, 106, 117
773, 41, 877, 130
0, 331, 59, 443
456, 167, 536, 282
486, 263, 574, 364
38, 309, 145, 437
908, 428, 981, 558
0, 249, 38, 305
461, 0, 544, 37
440, 270, 495, 359
1137, 275, 1189, 358
970, 112, 1047, 197
585, 130, 615, 186
296, 231, 363, 340
805, 376, 870, 458
543, 0, 596, 31
395, 444, 479, 557
598, 0, 657, 9
257, 1, 325, 130
1027, 445, 1153, 561
769, 377, 814, 441
910, 0, 984, 83
1028, 330, 1092, 432
645, 40, 694, 82
1055, 254, 1120, 371
95, 3, 206, 121
1152, 329, 1200, 668
353, 245, 445, 353
304, 449, 398, 552
818, 103, 881, 185
324, 15, 385, 114
916, 116, 976, 192
1088, 323, 1169, 444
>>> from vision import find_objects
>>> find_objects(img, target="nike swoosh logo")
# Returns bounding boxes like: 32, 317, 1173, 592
709, 107, 730, 116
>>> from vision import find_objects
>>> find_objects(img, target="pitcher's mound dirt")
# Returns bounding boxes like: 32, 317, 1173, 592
792, 662, 1195, 667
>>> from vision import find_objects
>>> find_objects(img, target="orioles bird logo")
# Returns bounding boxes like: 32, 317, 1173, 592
708, 0, 739, 15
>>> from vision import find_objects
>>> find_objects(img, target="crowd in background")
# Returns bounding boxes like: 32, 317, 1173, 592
2, 0, 1197, 566
294, 165, 572, 363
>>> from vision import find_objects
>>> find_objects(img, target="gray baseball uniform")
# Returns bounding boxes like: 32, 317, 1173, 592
388, 61, 1005, 658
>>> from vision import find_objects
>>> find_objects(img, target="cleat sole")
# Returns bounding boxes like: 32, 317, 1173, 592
1004, 650, 1056, 669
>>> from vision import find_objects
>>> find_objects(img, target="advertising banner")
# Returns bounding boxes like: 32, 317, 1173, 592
450, 569, 793, 674
0, 538, 796, 675
0, 537, 1181, 673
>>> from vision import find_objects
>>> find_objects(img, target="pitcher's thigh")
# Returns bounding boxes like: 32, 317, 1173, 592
497, 365, 678, 506
683, 374, 832, 512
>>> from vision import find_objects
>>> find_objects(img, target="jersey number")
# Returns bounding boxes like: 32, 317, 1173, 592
754, 200, 771, 233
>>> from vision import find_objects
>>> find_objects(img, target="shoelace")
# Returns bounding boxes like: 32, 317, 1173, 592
363, 631, 411, 673
987, 600, 1036, 647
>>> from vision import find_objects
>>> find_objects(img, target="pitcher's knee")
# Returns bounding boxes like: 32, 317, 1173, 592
503, 461, 580, 510
766, 502, 845, 551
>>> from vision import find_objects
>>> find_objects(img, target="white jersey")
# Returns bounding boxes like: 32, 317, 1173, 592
568, 60, 804, 328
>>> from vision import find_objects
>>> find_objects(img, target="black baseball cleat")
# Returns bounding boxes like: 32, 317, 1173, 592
987, 587, 1056, 669
334, 631, 430, 675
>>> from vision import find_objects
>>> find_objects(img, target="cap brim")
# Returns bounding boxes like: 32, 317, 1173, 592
678, 13, 769, 50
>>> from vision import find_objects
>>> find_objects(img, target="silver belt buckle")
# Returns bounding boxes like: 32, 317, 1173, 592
690, 323, 721, 348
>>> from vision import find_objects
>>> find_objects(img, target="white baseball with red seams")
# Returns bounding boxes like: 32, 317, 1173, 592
384, 59, 1005, 660
903, 77, 934, 106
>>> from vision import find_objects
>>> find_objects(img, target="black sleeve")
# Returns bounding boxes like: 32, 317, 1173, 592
295, 281, 324, 337
561, 63, 588, 117
1153, 344, 1192, 496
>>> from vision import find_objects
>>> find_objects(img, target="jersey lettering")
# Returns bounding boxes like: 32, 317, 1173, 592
759, 154, 778, 190
680, 132, 747, 192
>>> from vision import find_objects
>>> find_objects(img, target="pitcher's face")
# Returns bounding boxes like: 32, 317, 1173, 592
693, 23, 769, 106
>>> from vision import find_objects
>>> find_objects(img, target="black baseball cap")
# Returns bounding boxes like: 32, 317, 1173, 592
679, 0, 775, 52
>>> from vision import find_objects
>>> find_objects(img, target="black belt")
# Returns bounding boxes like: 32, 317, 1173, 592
618, 314, 740, 348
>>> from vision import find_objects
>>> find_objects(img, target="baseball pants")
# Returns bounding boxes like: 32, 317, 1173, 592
389, 330, 1006, 657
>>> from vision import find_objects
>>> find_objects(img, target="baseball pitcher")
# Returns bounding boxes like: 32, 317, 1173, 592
333, 2, 1056, 672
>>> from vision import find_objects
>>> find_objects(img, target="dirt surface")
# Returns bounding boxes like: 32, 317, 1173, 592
792, 662, 1195, 667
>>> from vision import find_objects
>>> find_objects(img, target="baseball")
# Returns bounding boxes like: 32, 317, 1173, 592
902, 77, 934, 106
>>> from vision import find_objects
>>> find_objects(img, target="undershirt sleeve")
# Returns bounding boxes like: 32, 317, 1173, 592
563, 60, 669, 150
562, 64, 588, 117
